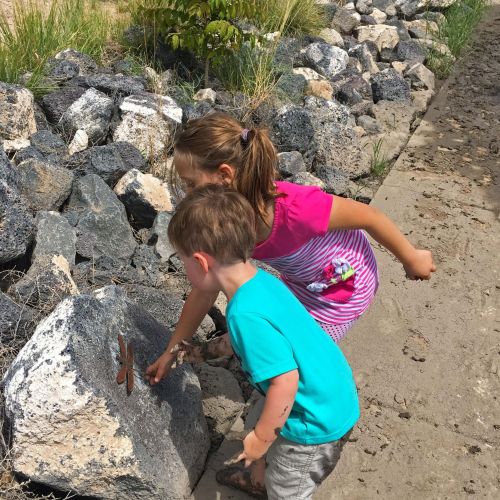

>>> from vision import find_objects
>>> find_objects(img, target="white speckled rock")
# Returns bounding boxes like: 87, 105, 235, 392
293, 67, 327, 81
114, 169, 173, 227
356, 25, 400, 52
113, 93, 182, 161
304, 42, 349, 80
193, 88, 217, 104
68, 129, 88, 155
0, 82, 37, 141
3, 286, 210, 499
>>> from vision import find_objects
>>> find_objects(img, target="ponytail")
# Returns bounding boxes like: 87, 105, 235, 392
237, 128, 278, 224
173, 112, 278, 224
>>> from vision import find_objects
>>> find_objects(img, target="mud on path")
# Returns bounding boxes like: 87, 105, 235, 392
316, 6, 500, 499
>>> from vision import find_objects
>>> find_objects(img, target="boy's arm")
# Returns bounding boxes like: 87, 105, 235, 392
237, 370, 299, 466
328, 196, 436, 279
145, 287, 218, 384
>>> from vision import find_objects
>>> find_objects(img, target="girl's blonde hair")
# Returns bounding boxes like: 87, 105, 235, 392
173, 112, 278, 223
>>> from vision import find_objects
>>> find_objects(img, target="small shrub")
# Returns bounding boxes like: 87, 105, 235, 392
0, 0, 124, 95
132, 0, 260, 86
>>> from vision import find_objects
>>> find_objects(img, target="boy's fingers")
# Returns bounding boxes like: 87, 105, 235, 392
224, 451, 245, 466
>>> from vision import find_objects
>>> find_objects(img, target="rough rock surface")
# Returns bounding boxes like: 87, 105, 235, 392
356, 25, 400, 52
0, 160, 34, 264
54, 49, 97, 75
17, 158, 74, 211
193, 363, 245, 450
66, 174, 137, 261
303, 42, 349, 80
371, 68, 411, 102
30, 129, 68, 158
304, 97, 370, 178
9, 254, 78, 309
314, 164, 350, 195
113, 93, 182, 160
114, 169, 173, 227
394, 40, 427, 64
64, 141, 146, 186
277, 151, 306, 178
40, 86, 87, 124
0, 82, 37, 140
59, 88, 114, 144
32, 211, 77, 265
0, 291, 35, 342
76, 74, 146, 96
3, 286, 210, 499
148, 211, 176, 261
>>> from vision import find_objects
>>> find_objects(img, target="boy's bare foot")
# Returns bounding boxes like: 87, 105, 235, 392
216, 463, 267, 498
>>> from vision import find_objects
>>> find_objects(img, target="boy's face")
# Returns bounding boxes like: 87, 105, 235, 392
180, 253, 221, 293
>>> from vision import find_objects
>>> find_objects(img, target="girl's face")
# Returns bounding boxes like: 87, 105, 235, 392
174, 152, 235, 193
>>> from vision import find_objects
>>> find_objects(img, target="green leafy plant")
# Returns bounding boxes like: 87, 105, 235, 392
134, 0, 259, 86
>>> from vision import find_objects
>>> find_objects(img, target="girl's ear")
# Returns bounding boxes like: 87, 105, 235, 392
218, 163, 236, 186
193, 252, 209, 273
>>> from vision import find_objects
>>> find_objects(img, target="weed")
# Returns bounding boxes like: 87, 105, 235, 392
371, 139, 389, 176
425, 0, 488, 78
256, 0, 325, 36
0, 0, 125, 96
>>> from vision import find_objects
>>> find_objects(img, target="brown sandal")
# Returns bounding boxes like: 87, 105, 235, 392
216, 465, 267, 499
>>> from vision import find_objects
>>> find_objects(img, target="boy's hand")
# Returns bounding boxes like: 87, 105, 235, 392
404, 249, 436, 280
235, 431, 273, 468
145, 352, 176, 385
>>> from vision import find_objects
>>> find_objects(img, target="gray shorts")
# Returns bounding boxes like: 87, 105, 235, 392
265, 432, 350, 500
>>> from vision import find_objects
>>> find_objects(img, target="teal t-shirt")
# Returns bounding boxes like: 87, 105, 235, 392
226, 269, 359, 445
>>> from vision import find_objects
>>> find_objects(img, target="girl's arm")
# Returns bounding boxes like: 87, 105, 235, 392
145, 287, 218, 384
236, 370, 299, 466
328, 196, 436, 279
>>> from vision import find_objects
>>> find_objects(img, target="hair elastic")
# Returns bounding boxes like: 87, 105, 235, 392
241, 128, 250, 142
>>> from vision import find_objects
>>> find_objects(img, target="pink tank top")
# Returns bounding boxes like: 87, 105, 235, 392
252, 181, 379, 325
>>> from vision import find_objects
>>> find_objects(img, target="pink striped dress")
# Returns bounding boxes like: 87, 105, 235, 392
252, 181, 378, 336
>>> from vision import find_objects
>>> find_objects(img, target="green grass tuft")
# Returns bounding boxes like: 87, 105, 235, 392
371, 139, 389, 177
426, 0, 489, 78
0, 0, 125, 96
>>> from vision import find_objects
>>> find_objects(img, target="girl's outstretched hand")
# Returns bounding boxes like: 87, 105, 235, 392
404, 249, 436, 280
145, 352, 176, 385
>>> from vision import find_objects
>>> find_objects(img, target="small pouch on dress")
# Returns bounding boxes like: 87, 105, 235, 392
307, 258, 356, 303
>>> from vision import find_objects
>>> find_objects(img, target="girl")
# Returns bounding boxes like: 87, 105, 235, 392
146, 112, 436, 379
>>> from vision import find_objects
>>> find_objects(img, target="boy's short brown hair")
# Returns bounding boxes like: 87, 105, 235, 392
167, 185, 256, 264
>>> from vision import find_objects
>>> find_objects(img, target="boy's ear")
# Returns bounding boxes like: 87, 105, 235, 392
193, 252, 210, 273
218, 164, 235, 186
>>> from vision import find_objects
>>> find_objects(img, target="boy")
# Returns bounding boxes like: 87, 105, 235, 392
146, 185, 359, 499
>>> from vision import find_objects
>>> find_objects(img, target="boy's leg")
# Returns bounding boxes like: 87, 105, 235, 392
265, 433, 350, 500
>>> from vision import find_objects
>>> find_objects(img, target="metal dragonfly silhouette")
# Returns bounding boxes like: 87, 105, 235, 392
116, 334, 134, 394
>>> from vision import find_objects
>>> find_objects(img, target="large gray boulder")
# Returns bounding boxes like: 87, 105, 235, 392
17, 158, 74, 211
75, 74, 146, 96
64, 141, 147, 186
54, 49, 98, 75
303, 42, 349, 80
59, 88, 114, 144
32, 211, 77, 265
66, 174, 137, 261
0, 82, 37, 141
271, 105, 317, 166
0, 175, 34, 264
3, 286, 210, 499
304, 97, 371, 178
113, 93, 182, 160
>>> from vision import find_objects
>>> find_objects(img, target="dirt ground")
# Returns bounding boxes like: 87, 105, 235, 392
315, 5, 500, 499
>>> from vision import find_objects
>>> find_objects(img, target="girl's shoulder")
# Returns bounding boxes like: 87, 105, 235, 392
253, 181, 333, 260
